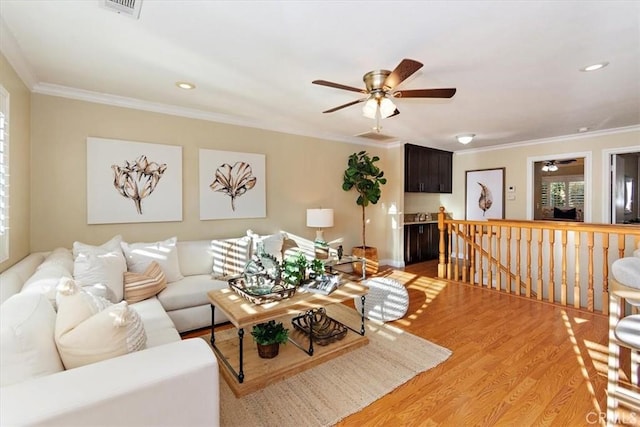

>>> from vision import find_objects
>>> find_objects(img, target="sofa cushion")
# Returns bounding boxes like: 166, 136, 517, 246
123, 261, 167, 303
38, 248, 74, 274
157, 275, 227, 312
0, 293, 64, 386
55, 280, 146, 370
130, 297, 181, 347
21, 264, 72, 307
211, 236, 252, 279
121, 237, 183, 283
177, 240, 216, 276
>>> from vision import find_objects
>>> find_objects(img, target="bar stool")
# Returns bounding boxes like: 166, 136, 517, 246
607, 256, 640, 426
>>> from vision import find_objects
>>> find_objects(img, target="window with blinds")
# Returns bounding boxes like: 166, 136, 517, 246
540, 174, 584, 208
0, 86, 9, 262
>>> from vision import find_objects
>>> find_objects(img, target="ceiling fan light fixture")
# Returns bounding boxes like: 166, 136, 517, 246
456, 134, 475, 144
362, 98, 378, 119
379, 97, 396, 118
549, 164, 558, 172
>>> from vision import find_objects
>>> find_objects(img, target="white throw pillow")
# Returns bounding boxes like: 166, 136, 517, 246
73, 250, 127, 302
121, 237, 183, 283
72, 235, 123, 259
211, 236, 253, 279
1, 293, 64, 386
37, 247, 74, 274
55, 279, 146, 370
247, 230, 285, 262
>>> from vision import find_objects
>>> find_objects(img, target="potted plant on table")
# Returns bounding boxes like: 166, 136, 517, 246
280, 252, 308, 287
342, 151, 387, 277
251, 320, 289, 359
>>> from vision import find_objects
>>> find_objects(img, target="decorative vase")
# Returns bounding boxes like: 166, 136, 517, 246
257, 342, 280, 359
352, 246, 379, 277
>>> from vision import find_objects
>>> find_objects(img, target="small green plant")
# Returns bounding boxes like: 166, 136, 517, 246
310, 259, 325, 278
250, 320, 289, 345
281, 252, 308, 286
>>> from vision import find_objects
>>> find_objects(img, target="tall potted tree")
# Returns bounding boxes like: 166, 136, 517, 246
342, 151, 387, 276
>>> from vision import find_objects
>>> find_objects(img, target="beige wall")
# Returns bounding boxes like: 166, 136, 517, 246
29, 94, 398, 263
451, 130, 640, 223
0, 53, 31, 271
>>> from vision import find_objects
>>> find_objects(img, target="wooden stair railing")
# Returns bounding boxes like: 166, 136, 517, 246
437, 207, 640, 315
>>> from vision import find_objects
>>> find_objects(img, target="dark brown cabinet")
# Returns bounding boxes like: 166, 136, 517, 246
404, 223, 441, 264
404, 144, 452, 193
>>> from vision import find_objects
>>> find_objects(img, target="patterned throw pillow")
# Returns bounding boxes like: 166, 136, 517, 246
123, 261, 167, 303
55, 279, 146, 370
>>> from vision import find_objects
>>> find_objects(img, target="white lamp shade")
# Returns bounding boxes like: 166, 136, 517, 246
306, 208, 334, 228
379, 97, 396, 118
362, 99, 377, 119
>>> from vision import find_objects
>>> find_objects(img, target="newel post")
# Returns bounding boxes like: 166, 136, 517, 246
438, 206, 447, 279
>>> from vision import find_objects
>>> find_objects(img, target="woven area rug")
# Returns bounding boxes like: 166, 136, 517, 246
203, 321, 451, 427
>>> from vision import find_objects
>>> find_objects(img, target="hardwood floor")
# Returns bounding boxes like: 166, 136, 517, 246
185, 261, 617, 426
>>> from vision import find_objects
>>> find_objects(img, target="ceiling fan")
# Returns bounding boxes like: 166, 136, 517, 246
312, 58, 457, 121
541, 159, 577, 172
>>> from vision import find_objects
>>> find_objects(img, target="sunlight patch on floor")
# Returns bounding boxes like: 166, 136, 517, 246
562, 310, 603, 414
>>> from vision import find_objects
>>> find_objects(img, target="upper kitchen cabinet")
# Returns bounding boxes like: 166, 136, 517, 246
404, 144, 452, 193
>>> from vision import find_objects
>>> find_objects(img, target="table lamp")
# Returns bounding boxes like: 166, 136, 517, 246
306, 208, 334, 259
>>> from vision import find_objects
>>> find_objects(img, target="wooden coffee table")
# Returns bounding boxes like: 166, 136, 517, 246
207, 281, 368, 397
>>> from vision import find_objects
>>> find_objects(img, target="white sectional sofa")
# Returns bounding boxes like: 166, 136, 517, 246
0, 230, 315, 426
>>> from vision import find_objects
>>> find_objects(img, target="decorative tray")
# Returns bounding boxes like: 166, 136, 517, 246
291, 307, 348, 346
228, 276, 296, 305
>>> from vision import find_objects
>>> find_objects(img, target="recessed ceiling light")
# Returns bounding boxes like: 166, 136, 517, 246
176, 81, 195, 90
578, 127, 590, 133
580, 62, 609, 72
456, 134, 475, 144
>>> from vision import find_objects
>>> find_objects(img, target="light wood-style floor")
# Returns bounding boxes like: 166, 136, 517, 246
185, 261, 614, 426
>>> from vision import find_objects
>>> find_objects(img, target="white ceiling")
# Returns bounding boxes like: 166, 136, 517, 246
1, 0, 639, 152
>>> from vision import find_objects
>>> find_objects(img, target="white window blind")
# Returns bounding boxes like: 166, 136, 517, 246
0, 86, 9, 262
541, 175, 584, 208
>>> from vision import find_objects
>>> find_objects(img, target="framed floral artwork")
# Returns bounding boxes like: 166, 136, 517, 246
465, 167, 505, 220
86, 137, 182, 224
199, 149, 266, 220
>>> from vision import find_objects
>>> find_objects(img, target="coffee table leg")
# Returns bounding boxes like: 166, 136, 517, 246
238, 328, 245, 383
360, 295, 366, 335
210, 304, 216, 346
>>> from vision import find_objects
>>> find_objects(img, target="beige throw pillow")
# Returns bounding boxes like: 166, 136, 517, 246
123, 261, 167, 303
55, 279, 146, 370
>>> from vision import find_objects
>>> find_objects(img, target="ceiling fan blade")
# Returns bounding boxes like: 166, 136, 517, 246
384, 59, 423, 89
322, 98, 366, 113
395, 88, 457, 98
312, 80, 365, 93
557, 159, 577, 164
388, 108, 400, 118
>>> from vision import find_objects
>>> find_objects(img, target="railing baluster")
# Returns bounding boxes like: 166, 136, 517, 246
470, 224, 476, 285
561, 229, 568, 306
549, 229, 555, 304
603, 233, 610, 315
587, 231, 594, 312
515, 227, 522, 295
487, 225, 494, 289
446, 223, 453, 281
537, 229, 543, 301
496, 226, 502, 291
526, 228, 532, 298
506, 227, 512, 293
574, 231, 581, 309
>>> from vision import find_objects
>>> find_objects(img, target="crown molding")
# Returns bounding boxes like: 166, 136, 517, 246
455, 125, 640, 156
32, 82, 390, 149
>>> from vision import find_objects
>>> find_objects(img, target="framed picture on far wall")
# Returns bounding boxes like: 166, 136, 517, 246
465, 167, 505, 220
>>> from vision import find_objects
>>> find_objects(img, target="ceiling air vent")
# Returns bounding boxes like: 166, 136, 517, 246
101, 0, 143, 19
355, 131, 397, 142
